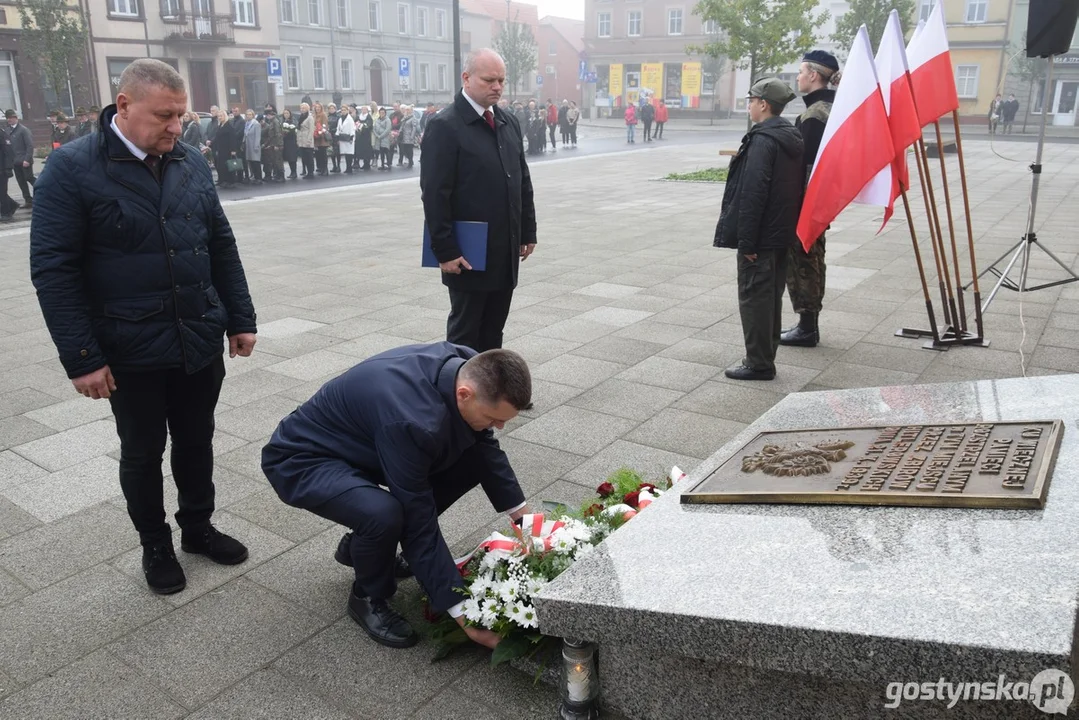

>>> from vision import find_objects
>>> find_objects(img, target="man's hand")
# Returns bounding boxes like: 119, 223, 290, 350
439, 256, 472, 274
455, 615, 501, 649
21, 161, 29, 168
743, 253, 758, 262
72, 366, 117, 400
509, 504, 532, 524
520, 243, 537, 261
229, 333, 257, 358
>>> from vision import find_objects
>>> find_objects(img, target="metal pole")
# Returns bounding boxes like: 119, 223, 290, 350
453, 0, 462, 93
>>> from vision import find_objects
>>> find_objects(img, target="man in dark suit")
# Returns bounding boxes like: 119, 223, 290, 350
262, 342, 533, 650
420, 48, 537, 353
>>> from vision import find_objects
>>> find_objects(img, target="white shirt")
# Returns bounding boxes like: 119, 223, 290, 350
110, 115, 148, 160
462, 91, 493, 120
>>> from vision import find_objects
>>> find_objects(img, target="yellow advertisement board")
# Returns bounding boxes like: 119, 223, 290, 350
642, 63, 663, 95
681, 62, 702, 108
610, 64, 624, 102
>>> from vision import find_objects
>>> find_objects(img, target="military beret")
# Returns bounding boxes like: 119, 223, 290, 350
748, 77, 796, 106
803, 50, 840, 74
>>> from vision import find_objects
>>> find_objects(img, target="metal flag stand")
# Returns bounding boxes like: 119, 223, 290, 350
969, 55, 1079, 309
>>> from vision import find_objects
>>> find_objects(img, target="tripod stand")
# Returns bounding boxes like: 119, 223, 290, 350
972, 55, 1079, 309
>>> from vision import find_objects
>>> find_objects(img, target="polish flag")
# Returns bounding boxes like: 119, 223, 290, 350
852, 10, 922, 227
797, 25, 895, 251
907, 2, 959, 126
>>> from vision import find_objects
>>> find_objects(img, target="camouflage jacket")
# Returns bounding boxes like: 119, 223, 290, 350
261, 117, 283, 150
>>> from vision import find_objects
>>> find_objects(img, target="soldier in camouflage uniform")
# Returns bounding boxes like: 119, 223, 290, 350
261, 106, 285, 183
780, 50, 838, 348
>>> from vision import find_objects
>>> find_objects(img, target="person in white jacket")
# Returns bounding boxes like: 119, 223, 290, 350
336, 107, 356, 175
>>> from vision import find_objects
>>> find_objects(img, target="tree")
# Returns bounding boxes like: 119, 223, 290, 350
494, 12, 537, 101
16, 0, 88, 113
1010, 36, 1048, 133
831, 0, 916, 54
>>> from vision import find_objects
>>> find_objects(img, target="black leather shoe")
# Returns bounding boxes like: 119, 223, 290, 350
724, 365, 776, 381
181, 525, 249, 565
780, 313, 819, 347
348, 591, 418, 648
334, 533, 413, 578
143, 541, 186, 594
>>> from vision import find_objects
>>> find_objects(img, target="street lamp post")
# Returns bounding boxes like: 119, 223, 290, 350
453, 0, 462, 92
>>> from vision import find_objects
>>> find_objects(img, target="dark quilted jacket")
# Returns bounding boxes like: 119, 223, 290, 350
30, 105, 257, 379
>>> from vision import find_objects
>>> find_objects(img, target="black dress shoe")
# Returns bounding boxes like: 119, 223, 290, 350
143, 541, 186, 594
181, 524, 249, 565
724, 364, 776, 381
348, 590, 418, 648
334, 532, 413, 578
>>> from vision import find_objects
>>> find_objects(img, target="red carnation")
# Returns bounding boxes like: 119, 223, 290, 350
584, 503, 604, 517
423, 602, 444, 624
638, 483, 657, 493
623, 491, 640, 509
596, 482, 615, 497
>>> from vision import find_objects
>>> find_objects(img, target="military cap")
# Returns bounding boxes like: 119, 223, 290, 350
75, 106, 88, 115
89, 105, 100, 113
3, 109, 16, 119
748, 77, 796, 106
55, 112, 69, 123
802, 50, 839, 74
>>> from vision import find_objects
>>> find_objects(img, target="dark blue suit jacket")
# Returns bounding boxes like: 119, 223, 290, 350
262, 341, 525, 611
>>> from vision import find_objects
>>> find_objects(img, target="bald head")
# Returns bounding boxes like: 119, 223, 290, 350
463, 49, 506, 108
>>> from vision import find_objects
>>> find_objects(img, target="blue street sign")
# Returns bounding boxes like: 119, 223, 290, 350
398, 57, 410, 77
578, 60, 587, 81
267, 57, 282, 78
585, 71, 598, 83
536, 74, 543, 86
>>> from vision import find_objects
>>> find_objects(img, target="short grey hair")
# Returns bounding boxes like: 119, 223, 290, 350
118, 58, 186, 99
464, 48, 505, 75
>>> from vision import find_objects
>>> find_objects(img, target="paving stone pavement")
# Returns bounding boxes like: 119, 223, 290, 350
0, 138, 1077, 718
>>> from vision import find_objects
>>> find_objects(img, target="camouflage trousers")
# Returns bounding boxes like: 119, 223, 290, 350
262, 148, 284, 179
786, 233, 826, 314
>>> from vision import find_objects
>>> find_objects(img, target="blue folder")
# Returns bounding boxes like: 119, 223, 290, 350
422, 221, 488, 271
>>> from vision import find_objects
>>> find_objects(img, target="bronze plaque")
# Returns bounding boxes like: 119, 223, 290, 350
681, 421, 1064, 509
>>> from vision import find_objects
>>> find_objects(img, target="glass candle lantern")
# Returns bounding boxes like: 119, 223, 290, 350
559, 638, 601, 719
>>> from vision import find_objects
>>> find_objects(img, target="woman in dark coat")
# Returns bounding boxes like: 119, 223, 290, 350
281, 108, 299, 179
354, 105, 374, 171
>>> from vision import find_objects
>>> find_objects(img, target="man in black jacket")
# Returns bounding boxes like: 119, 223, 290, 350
5, 109, 34, 208
0, 124, 17, 220
29, 59, 258, 595
420, 48, 537, 353
715, 78, 803, 381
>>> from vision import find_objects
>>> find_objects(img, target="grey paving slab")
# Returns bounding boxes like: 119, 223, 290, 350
0, 503, 138, 590
0, 416, 54, 453
0, 564, 171, 683
563, 439, 701, 489
2, 455, 119, 523
308, 315, 391, 340
227, 486, 334, 543
22, 397, 115, 432
248, 330, 342, 359
573, 282, 645, 299
0, 566, 29, 607
508, 406, 636, 456
0, 649, 185, 720
658, 338, 745, 368
568, 378, 684, 422
711, 362, 822, 394
503, 334, 584, 366
625, 408, 746, 460
569, 335, 669, 366
575, 306, 655, 327
245, 528, 350, 622
613, 319, 700, 345
532, 353, 628, 390
838, 341, 938, 374
109, 578, 325, 709
264, 349, 359, 382
10, 419, 117, 471
812, 361, 921, 391
498, 437, 588, 497
533, 317, 619, 343
615, 356, 719, 392
217, 368, 305, 408
452, 661, 563, 716
255, 317, 328, 339
0, 668, 17, 703
409, 690, 503, 720
674, 381, 787, 425
214, 394, 303, 442
215, 441, 268, 481
186, 668, 355, 720
0, 495, 40, 541
330, 332, 421, 360
0, 387, 59, 420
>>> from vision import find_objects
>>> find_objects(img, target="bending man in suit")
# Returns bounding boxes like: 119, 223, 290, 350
421, 48, 537, 353
262, 342, 533, 650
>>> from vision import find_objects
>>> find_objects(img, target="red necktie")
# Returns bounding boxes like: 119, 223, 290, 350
483, 109, 494, 130
145, 154, 160, 180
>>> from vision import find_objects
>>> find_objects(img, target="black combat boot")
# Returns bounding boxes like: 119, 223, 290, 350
779, 313, 819, 347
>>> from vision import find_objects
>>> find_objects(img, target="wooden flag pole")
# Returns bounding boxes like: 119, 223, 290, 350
951, 109, 985, 341
914, 137, 954, 328
901, 188, 941, 344
932, 120, 968, 333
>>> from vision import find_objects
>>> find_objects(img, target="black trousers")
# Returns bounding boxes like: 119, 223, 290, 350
14, 164, 34, 202
655, 121, 665, 138
569, 124, 577, 144
447, 287, 513, 353
108, 356, 226, 546
548, 124, 557, 146
399, 143, 414, 167
0, 174, 18, 217
308, 445, 489, 600
300, 147, 315, 175
315, 147, 328, 173
737, 250, 788, 374
331, 144, 341, 170
643, 120, 653, 140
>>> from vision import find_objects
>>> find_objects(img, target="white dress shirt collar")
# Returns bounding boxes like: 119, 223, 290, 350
110, 115, 149, 160
462, 91, 492, 119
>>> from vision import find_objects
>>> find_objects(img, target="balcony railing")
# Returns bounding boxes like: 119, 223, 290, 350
162, 13, 235, 44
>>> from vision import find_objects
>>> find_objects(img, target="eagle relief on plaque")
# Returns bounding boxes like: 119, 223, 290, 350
682, 421, 1064, 509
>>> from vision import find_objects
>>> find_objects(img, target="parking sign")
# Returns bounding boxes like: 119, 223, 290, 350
399, 58, 410, 77
536, 75, 543, 87
267, 57, 282, 79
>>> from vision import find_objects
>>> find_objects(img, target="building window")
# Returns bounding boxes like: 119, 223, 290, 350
965, 0, 986, 23
437, 63, 447, 91
435, 8, 445, 37
281, 0, 296, 22
397, 2, 408, 33
918, 0, 932, 22
703, 18, 718, 34
341, 59, 353, 89
628, 10, 641, 36
108, 0, 138, 17
417, 6, 428, 35
161, 0, 180, 17
286, 55, 301, 88
548, 39, 558, 54
233, 0, 255, 25
956, 64, 979, 98
668, 8, 683, 35
308, 0, 321, 24
313, 56, 326, 89
419, 62, 430, 90
597, 12, 611, 37
336, 0, 348, 25
369, 0, 380, 30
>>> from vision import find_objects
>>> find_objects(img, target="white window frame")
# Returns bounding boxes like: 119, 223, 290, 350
667, 8, 683, 36
280, 0, 296, 23
233, 0, 256, 25
419, 62, 430, 91
549, 39, 558, 54
161, 0, 180, 18
109, 0, 138, 17
369, 0, 381, 30
336, 0, 349, 26
313, 56, 326, 89
437, 63, 447, 91
627, 9, 641, 37
397, 2, 409, 34
918, 0, 932, 22
417, 6, 428, 36
308, 0, 321, 25
286, 55, 301, 89
597, 11, 611, 38
965, 0, 987, 23
435, 8, 445, 37
703, 18, 718, 34
956, 64, 979, 98
340, 58, 353, 89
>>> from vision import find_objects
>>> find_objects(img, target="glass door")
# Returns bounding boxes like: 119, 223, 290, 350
1053, 81, 1078, 126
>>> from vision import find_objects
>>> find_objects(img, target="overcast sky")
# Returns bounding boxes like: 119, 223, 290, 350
522, 0, 584, 21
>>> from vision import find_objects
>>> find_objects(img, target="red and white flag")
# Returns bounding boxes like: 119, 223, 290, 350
797, 25, 895, 251
852, 9, 922, 227
907, 2, 959, 126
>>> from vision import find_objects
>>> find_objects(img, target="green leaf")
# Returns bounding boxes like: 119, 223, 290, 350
490, 632, 535, 667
